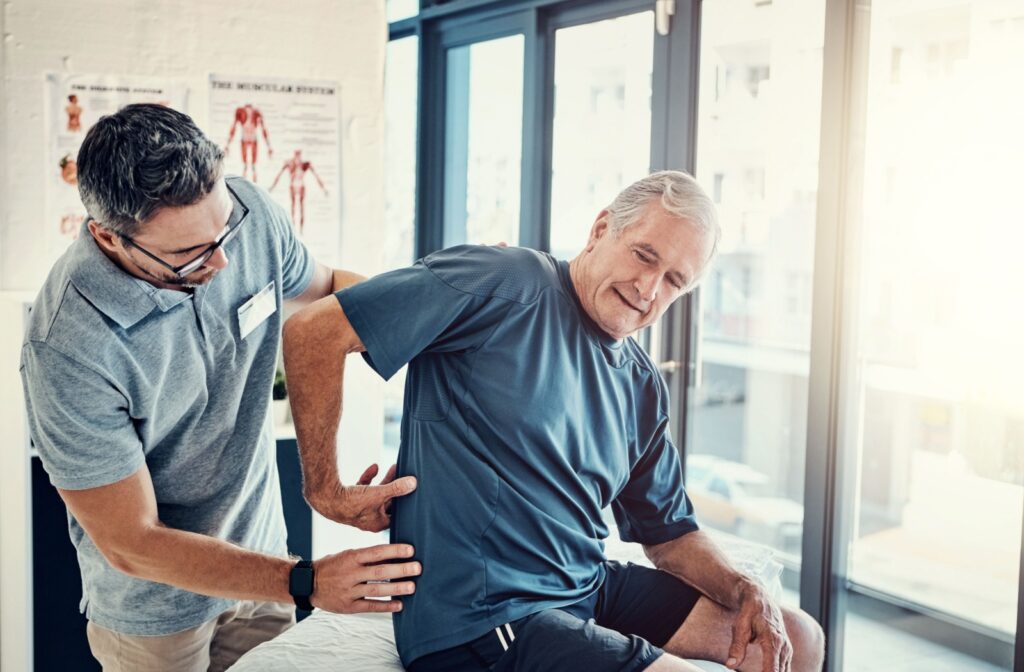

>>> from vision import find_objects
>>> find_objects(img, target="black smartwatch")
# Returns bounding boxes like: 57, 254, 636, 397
289, 559, 315, 612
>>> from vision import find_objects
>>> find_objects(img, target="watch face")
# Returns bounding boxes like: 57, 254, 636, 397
289, 565, 315, 597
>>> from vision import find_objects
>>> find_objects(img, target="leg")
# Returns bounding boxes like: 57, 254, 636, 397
496, 609, 671, 672
208, 600, 295, 672
238, 141, 250, 178
663, 598, 825, 672
86, 614, 222, 672
289, 186, 298, 226
242, 142, 255, 180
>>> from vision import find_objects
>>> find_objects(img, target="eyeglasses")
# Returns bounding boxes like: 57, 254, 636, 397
118, 182, 250, 278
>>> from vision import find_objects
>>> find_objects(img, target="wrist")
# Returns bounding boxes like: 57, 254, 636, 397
288, 559, 316, 612
731, 576, 762, 609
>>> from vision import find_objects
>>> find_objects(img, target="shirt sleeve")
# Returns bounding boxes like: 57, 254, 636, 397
20, 341, 145, 490
612, 374, 700, 546
336, 246, 519, 381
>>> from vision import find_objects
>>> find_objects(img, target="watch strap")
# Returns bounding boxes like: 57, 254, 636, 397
289, 559, 315, 612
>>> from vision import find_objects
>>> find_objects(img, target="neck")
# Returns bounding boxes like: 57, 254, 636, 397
568, 254, 595, 318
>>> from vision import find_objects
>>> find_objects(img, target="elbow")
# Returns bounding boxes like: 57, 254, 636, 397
95, 526, 160, 579
102, 548, 142, 577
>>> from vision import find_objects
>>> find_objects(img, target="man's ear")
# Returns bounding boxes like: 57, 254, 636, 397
88, 219, 122, 254
584, 210, 612, 252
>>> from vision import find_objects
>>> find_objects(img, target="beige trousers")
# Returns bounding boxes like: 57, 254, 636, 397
86, 600, 296, 672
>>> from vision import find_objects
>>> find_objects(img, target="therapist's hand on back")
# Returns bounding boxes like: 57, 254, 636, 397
312, 542, 421, 613
313, 462, 417, 533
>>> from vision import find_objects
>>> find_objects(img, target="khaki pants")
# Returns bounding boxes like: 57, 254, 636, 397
86, 600, 296, 672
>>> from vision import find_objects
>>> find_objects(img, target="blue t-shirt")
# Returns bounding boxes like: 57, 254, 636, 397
336, 245, 698, 665
20, 177, 315, 635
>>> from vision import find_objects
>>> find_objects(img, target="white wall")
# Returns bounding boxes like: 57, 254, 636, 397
1, 2, 392, 668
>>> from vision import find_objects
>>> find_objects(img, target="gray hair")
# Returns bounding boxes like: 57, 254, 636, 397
606, 170, 720, 285
77, 103, 224, 236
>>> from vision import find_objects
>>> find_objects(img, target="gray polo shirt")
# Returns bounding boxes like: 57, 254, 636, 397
19, 177, 315, 636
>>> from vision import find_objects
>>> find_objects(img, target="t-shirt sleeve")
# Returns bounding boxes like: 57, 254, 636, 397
612, 375, 700, 546
265, 192, 315, 299
20, 341, 145, 490
336, 246, 518, 381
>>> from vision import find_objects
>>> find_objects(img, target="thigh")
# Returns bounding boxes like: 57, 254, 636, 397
496, 609, 664, 672
208, 600, 296, 672
86, 619, 217, 672
595, 561, 704, 648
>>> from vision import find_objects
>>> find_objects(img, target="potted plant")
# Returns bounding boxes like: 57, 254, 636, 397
272, 366, 291, 426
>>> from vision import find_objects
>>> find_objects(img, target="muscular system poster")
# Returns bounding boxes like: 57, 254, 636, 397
45, 74, 189, 256
208, 74, 342, 265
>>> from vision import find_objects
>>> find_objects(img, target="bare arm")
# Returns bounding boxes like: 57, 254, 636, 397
282, 291, 415, 530
258, 114, 273, 156
59, 465, 420, 614
646, 531, 791, 671
225, 116, 239, 150
308, 163, 327, 194
268, 163, 288, 191
644, 530, 753, 610
286, 262, 362, 308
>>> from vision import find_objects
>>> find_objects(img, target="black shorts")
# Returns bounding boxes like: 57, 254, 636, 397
408, 561, 703, 672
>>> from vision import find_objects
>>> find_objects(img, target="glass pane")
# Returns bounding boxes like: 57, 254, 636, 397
688, 0, 827, 609
548, 12, 654, 262
386, 0, 418, 23
444, 36, 524, 247
384, 36, 418, 272
381, 36, 419, 469
841, 2, 1024, 669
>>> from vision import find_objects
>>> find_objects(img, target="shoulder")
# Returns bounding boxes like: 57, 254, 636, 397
421, 245, 561, 305
227, 177, 289, 240
623, 337, 670, 402
23, 281, 114, 376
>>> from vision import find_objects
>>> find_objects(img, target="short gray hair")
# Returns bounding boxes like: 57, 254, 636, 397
606, 170, 720, 283
77, 104, 224, 236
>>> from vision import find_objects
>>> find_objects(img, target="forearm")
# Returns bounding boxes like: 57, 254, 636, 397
109, 524, 293, 604
644, 530, 756, 610
282, 297, 363, 513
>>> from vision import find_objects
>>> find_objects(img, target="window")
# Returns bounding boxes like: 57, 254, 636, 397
689, 0, 826, 608
548, 11, 654, 261
837, 1, 1024, 668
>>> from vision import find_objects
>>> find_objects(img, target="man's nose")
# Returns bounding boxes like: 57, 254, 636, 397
634, 274, 658, 304
205, 246, 230, 270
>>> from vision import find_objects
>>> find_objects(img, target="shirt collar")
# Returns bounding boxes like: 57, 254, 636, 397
67, 223, 193, 329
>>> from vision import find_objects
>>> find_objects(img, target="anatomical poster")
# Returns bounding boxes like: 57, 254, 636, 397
209, 74, 342, 265
45, 73, 188, 257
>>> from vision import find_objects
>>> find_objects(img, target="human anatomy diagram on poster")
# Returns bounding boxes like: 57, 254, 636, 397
209, 74, 341, 265
46, 74, 188, 255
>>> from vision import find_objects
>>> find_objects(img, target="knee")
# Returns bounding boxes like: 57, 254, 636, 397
783, 608, 825, 672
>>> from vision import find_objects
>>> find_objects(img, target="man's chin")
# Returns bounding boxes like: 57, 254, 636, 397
173, 270, 218, 288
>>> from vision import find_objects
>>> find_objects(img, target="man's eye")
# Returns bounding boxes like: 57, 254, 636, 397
634, 250, 651, 264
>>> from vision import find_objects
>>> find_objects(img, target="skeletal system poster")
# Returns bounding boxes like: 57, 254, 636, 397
209, 74, 342, 265
46, 74, 188, 255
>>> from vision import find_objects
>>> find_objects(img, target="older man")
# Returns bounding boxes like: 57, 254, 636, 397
284, 171, 824, 672
20, 104, 420, 672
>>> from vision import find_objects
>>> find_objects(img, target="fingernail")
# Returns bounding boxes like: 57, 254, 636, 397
726, 659, 737, 667
405, 545, 414, 556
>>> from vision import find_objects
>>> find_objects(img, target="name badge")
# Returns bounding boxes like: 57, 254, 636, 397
237, 282, 277, 339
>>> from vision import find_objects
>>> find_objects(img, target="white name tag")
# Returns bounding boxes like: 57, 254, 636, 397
237, 282, 277, 339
